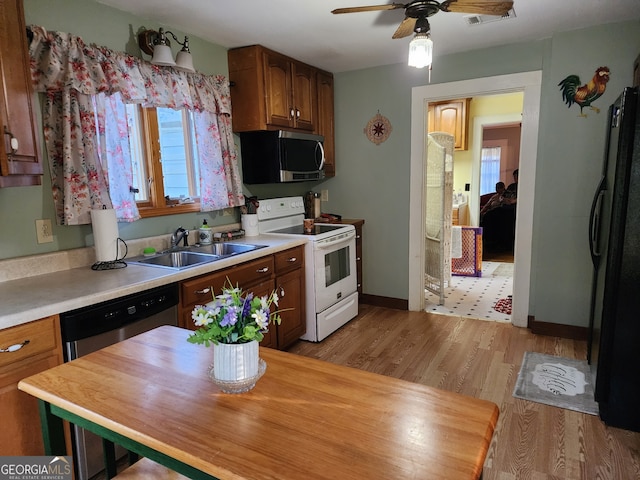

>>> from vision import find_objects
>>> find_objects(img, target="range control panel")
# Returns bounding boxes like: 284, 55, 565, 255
257, 196, 305, 221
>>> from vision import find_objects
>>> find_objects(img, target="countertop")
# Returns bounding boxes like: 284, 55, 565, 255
0, 235, 306, 330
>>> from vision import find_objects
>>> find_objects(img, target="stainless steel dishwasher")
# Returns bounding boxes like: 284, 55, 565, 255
60, 283, 179, 480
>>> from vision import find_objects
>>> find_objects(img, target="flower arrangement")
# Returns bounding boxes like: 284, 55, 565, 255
187, 282, 284, 346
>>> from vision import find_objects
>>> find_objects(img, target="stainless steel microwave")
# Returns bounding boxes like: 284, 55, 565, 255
240, 130, 325, 184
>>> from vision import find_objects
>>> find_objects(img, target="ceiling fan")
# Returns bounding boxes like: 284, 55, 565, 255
332, 1, 514, 39
332, 1, 514, 69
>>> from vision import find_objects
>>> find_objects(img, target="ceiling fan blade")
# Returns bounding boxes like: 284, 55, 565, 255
392, 17, 417, 39
440, 0, 513, 16
332, 3, 406, 14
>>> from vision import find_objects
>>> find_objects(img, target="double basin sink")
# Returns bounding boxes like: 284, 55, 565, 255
127, 243, 266, 270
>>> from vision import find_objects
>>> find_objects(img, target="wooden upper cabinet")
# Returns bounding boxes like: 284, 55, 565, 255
290, 61, 315, 131
316, 70, 335, 177
428, 98, 470, 151
0, 0, 42, 187
229, 45, 316, 132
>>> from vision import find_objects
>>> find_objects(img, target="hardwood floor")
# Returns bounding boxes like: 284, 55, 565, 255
287, 305, 640, 479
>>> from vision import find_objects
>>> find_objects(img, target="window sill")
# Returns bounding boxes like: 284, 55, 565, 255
138, 202, 201, 218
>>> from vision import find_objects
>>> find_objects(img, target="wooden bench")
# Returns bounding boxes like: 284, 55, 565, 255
113, 458, 189, 479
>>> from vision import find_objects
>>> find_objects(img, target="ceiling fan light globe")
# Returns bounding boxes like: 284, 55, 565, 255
151, 44, 177, 67
408, 33, 433, 68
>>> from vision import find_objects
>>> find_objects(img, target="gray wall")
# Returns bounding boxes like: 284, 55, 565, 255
7, 0, 640, 327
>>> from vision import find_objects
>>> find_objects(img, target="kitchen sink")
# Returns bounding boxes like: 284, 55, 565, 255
127, 243, 266, 270
127, 251, 221, 270
190, 242, 267, 256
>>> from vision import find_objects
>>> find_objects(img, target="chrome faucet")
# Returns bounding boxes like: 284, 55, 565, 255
171, 226, 189, 249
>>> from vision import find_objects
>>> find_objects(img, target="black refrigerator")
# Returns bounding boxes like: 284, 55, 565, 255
588, 86, 640, 432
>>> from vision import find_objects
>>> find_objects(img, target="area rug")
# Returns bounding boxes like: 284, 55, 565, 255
493, 296, 512, 314
513, 352, 599, 415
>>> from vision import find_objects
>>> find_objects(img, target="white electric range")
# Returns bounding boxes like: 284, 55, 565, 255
257, 196, 358, 342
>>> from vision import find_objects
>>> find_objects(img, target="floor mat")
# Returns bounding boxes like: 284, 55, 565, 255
493, 296, 512, 314
513, 352, 599, 415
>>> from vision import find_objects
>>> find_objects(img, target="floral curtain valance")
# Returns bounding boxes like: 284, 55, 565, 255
28, 26, 243, 226
28, 25, 232, 115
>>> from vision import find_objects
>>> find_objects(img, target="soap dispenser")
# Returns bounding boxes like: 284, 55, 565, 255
199, 219, 213, 245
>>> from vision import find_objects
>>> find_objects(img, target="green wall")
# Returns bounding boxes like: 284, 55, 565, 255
531, 22, 640, 326
323, 20, 640, 326
2, 0, 322, 259
1, 0, 231, 259
320, 40, 547, 302
6, 0, 640, 328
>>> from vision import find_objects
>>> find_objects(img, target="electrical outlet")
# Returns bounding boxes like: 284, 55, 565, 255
36, 219, 54, 244
222, 208, 234, 216
321, 189, 329, 202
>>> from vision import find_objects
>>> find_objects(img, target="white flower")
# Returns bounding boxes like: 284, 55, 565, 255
258, 295, 269, 309
252, 309, 269, 329
192, 307, 214, 327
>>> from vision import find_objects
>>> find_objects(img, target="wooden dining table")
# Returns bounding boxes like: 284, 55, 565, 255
19, 325, 499, 480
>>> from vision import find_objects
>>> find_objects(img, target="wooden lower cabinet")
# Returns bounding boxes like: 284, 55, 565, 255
274, 246, 306, 349
179, 247, 305, 350
179, 255, 274, 329
0, 315, 71, 455
251, 278, 278, 349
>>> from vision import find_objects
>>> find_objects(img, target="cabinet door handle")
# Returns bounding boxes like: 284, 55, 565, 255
357, 257, 361, 261
256, 267, 270, 273
287, 257, 297, 263
289, 108, 295, 119
296, 109, 300, 118
279, 286, 285, 297
3, 126, 18, 155
0, 339, 30, 353
195, 287, 211, 295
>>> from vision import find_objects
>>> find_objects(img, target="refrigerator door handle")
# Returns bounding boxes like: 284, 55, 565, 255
589, 176, 606, 266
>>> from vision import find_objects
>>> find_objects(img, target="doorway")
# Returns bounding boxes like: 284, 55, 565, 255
408, 71, 542, 327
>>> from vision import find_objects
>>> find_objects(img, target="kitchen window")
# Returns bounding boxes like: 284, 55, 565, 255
29, 26, 244, 226
125, 105, 202, 217
480, 146, 501, 195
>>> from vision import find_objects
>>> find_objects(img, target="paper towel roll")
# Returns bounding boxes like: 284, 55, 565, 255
91, 209, 120, 262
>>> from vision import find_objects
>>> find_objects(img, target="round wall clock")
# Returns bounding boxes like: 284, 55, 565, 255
364, 111, 392, 145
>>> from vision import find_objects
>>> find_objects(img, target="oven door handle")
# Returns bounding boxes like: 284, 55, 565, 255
315, 234, 354, 250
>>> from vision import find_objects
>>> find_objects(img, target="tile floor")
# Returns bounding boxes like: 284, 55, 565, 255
425, 261, 513, 322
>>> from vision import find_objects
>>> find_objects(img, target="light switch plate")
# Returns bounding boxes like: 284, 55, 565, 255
36, 219, 54, 244
321, 189, 329, 202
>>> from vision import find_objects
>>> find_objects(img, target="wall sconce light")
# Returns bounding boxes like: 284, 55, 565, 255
138, 28, 195, 72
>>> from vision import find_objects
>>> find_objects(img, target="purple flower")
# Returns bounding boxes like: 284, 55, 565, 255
242, 293, 254, 318
220, 305, 239, 327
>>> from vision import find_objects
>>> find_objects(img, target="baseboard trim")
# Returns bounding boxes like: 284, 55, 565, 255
527, 315, 589, 341
360, 294, 408, 310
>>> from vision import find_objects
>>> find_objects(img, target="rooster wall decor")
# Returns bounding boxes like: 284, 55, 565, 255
558, 66, 610, 117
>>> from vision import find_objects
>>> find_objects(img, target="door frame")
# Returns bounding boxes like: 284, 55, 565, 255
408, 71, 542, 327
